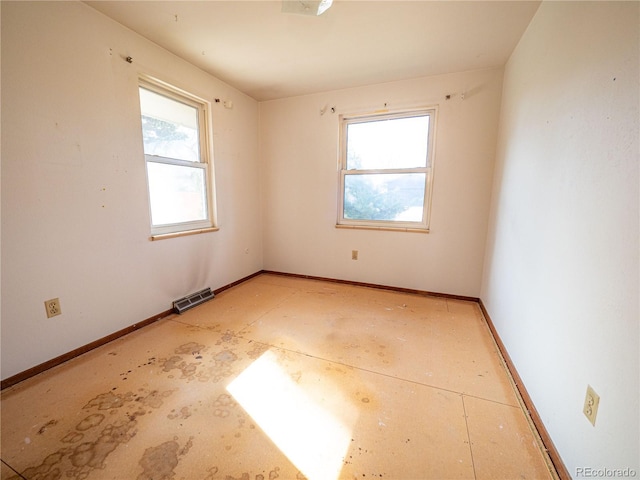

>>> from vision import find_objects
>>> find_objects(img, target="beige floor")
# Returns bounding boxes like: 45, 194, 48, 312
1, 274, 556, 480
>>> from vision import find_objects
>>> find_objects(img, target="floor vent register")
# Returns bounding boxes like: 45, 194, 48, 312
173, 288, 215, 314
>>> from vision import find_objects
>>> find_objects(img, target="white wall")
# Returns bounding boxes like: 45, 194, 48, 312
481, 1, 639, 474
260, 69, 503, 297
1, 2, 262, 380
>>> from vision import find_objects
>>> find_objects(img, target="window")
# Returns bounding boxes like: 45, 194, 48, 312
338, 108, 436, 232
138, 77, 216, 238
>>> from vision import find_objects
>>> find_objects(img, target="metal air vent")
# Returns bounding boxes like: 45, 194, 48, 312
173, 288, 214, 314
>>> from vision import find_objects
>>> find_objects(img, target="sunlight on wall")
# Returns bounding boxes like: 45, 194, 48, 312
227, 350, 357, 480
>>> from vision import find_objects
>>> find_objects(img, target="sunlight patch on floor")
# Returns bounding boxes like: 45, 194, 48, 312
227, 350, 357, 480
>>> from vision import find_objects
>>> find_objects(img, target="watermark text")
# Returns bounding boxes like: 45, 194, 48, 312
576, 467, 637, 478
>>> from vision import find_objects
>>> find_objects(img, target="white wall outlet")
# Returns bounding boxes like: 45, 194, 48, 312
583, 385, 600, 426
44, 298, 62, 318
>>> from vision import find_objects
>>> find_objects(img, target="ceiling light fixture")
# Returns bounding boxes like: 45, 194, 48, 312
281, 0, 333, 16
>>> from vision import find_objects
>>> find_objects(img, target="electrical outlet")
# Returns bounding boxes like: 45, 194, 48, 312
44, 298, 62, 318
583, 385, 600, 426
351, 250, 358, 260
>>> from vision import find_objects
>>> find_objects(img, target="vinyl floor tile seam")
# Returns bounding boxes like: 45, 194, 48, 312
237, 283, 301, 327
463, 394, 557, 480
460, 395, 479, 480
457, 392, 528, 409
230, 333, 521, 408
0, 461, 24, 480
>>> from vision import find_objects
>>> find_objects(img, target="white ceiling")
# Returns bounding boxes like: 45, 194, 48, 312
86, 1, 541, 101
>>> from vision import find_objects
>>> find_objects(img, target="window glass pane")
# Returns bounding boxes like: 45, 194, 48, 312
346, 115, 429, 170
147, 162, 207, 225
344, 173, 426, 222
139, 87, 200, 162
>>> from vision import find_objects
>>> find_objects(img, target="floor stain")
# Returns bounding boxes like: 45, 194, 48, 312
325, 365, 346, 374
213, 409, 230, 418
83, 391, 134, 410
201, 323, 222, 332
126, 409, 147, 422
15, 419, 138, 480
214, 350, 237, 363
175, 342, 207, 356
137, 436, 193, 480
38, 419, 58, 435
75, 414, 105, 431
160, 356, 199, 379
224, 473, 249, 480
236, 413, 247, 430
9, 386, 179, 480
203, 466, 219, 480
246, 342, 269, 360
219, 468, 280, 480
135, 389, 174, 409
69, 420, 136, 470
61, 432, 84, 444
269, 466, 280, 479
167, 406, 192, 420
216, 330, 239, 345
11, 451, 67, 480
137, 357, 157, 368
195, 349, 240, 383
215, 393, 235, 405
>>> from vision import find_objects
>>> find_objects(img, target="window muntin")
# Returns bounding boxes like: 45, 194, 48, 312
338, 109, 436, 231
139, 78, 214, 236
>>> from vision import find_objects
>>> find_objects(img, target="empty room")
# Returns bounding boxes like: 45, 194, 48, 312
1, 1, 638, 479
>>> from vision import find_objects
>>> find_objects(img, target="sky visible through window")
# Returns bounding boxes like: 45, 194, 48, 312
346, 115, 429, 170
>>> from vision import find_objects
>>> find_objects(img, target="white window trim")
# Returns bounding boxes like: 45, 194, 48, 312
337, 107, 437, 232
138, 76, 217, 238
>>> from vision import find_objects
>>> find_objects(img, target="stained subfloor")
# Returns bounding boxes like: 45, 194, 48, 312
1, 274, 557, 480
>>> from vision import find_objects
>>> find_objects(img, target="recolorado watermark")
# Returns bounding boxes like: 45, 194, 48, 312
576, 467, 638, 478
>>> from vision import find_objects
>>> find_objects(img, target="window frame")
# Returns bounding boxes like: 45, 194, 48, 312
138, 76, 217, 239
337, 107, 437, 232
